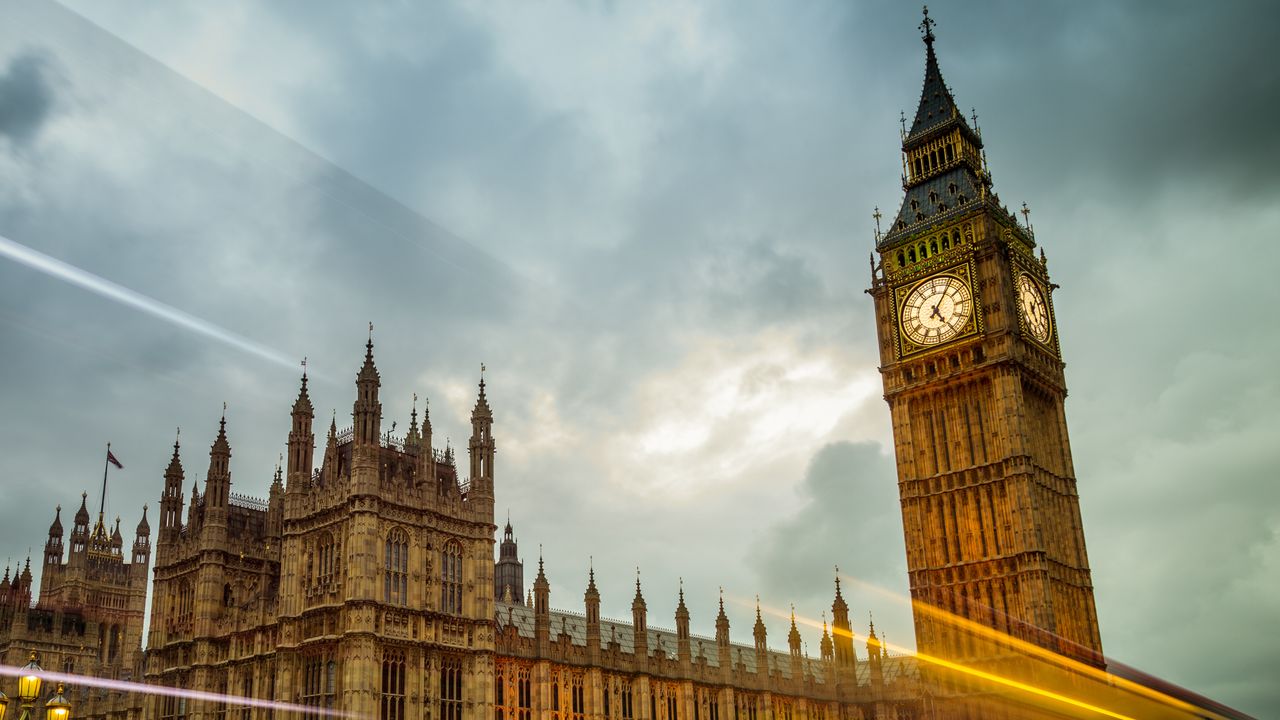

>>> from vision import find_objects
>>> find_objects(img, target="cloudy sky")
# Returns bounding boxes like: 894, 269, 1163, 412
1, 0, 1277, 715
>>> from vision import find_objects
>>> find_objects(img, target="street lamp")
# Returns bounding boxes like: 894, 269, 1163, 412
8, 652, 71, 720
43, 686, 70, 720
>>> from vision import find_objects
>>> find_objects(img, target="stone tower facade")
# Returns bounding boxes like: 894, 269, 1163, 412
866, 5, 1104, 693
0, 482, 150, 719
144, 337, 497, 719
495, 519, 525, 604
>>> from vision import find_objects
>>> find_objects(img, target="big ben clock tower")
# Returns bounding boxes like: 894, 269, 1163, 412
867, 6, 1105, 688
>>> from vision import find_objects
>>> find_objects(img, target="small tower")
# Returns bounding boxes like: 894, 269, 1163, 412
753, 598, 768, 677
675, 579, 691, 665
353, 332, 382, 448
132, 506, 150, 565
70, 492, 90, 558
819, 612, 834, 663
585, 560, 601, 661
632, 570, 648, 667
44, 505, 63, 567
788, 605, 803, 681
494, 516, 524, 602
866, 615, 884, 688
469, 368, 496, 497
202, 410, 231, 545
533, 552, 550, 654
831, 572, 856, 670
715, 589, 732, 674
286, 365, 315, 492
158, 433, 184, 549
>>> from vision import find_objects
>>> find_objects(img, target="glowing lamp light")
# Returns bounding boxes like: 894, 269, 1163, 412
17, 651, 42, 704
44, 684, 71, 720
0, 688, 9, 720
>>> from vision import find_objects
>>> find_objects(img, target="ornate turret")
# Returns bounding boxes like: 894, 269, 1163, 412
111, 516, 124, 552
70, 492, 90, 556
788, 605, 804, 681
159, 432, 184, 545
632, 570, 648, 664
44, 505, 63, 566
831, 571, 855, 669
353, 331, 382, 447
132, 505, 151, 565
715, 589, 732, 671
753, 598, 769, 676
321, 413, 339, 485
820, 612, 834, 663
866, 615, 884, 687
675, 579, 691, 665
584, 560, 601, 659
468, 367, 495, 496
204, 409, 231, 517
533, 552, 550, 653
495, 515, 524, 602
287, 365, 315, 491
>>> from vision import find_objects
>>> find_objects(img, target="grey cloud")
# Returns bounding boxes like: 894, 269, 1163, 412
0, 51, 57, 147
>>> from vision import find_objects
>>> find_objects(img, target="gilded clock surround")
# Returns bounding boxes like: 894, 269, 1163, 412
892, 260, 982, 358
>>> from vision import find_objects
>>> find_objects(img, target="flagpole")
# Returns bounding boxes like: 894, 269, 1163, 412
100, 442, 111, 520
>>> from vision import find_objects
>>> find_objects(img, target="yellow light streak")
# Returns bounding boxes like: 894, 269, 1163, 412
837, 573, 1224, 719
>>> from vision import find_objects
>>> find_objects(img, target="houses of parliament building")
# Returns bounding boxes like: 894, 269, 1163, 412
0, 9, 1124, 720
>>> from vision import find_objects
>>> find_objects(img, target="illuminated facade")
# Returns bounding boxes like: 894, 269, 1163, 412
865, 6, 1104, 711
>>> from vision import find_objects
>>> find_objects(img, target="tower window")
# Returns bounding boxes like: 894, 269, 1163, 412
953, 230, 961, 245
948, 182, 958, 196
897, 252, 906, 268
442, 541, 464, 614
928, 190, 938, 203
930, 239, 938, 254
440, 656, 464, 720
908, 248, 916, 263
381, 653, 406, 720
384, 528, 408, 607
942, 235, 950, 251
914, 158, 922, 177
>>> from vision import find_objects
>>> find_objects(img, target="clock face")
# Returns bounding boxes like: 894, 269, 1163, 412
901, 275, 973, 346
1017, 273, 1051, 342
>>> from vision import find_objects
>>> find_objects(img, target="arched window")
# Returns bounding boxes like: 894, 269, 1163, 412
385, 528, 409, 606
440, 656, 463, 720
223, 583, 233, 607
318, 532, 337, 583
442, 541, 463, 614
897, 252, 905, 268
381, 653, 405, 720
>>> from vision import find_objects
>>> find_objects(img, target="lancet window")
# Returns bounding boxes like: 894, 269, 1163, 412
384, 528, 409, 606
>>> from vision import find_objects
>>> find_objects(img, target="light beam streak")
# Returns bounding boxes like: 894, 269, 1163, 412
739, 596, 1139, 720
836, 573, 1241, 720
0, 233, 300, 374
0, 663, 367, 718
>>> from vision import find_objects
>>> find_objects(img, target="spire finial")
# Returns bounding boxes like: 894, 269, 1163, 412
919, 5, 935, 46
679, 577, 684, 601
719, 586, 725, 612
301, 356, 308, 381
636, 566, 642, 594
589, 555, 594, 583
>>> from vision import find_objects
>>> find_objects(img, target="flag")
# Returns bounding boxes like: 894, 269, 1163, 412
107, 448, 123, 469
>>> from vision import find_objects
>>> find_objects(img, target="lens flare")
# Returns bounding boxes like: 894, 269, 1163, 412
0, 663, 366, 718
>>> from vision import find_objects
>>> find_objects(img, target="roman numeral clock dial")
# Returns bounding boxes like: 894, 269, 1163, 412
900, 274, 973, 346
1018, 272, 1052, 343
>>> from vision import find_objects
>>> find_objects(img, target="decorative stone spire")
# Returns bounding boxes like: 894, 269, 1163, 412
534, 548, 550, 652
788, 605, 802, 656
469, 365, 495, 486
204, 406, 232, 514
353, 326, 382, 447
753, 596, 769, 675
160, 430, 185, 542
831, 569, 856, 669
632, 568, 648, 661
675, 578, 691, 664
44, 505, 63, 566
585, 557, 601, 655
133, 505, 151, 564
820, 611, 834, 663
288, 363, 315, 486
